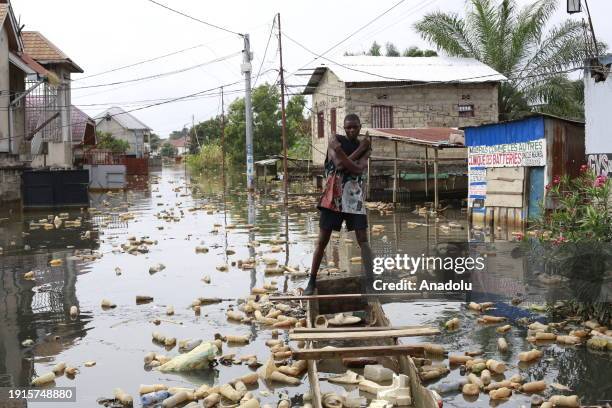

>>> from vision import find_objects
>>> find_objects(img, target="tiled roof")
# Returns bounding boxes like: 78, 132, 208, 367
71, 106, 95, 144
169, 138, 186, 148
21, 31, 83, 73
0, 5, 8, 27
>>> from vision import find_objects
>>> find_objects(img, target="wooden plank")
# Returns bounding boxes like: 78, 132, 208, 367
289, 328, 439, 342
269, 293, 425, 302
292, 325, 427, 333
292, 344, 425, 360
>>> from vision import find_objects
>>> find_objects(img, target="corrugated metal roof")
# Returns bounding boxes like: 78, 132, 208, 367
365, 127, 465, 148
303, 56, 506, 94
94, 107, 152, 131
22, 31, 83, 73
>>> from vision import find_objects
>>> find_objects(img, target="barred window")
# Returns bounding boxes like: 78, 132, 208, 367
372, 105, 393, 128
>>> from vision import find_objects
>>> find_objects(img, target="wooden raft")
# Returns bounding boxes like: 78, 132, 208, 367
292, 344, 425, 360
289, 327, 439, 341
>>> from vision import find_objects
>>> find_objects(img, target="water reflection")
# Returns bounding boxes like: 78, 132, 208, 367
0, 166, 609, 407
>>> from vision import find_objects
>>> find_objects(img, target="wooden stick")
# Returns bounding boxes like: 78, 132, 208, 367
292, 325, 428, 333
292, 344, 424, 360
269, 293, 424, 302
289, 328, 439, 342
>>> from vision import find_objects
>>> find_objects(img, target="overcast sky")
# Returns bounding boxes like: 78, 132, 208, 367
11, 0, 612, 138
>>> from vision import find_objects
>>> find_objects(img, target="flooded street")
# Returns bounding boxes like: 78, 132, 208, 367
1, 165, 611, 407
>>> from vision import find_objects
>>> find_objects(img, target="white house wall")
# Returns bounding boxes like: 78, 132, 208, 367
585, 56, 612, 176
311, 70, 347, 165
96, 117, 141, 156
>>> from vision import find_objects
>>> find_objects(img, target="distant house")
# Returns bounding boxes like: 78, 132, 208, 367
303, 56, 505, 166
169, 138, 188, 156
94, 107, 152, 158
71, 105, 96, 162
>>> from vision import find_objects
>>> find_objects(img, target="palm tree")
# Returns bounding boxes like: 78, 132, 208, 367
414, 0, 599, 121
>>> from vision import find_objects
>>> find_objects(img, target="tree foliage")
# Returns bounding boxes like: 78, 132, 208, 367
414, 0, 603, 120
95, 131, 130, 153
184, 83, 309, 165
345, 42, 437, 57
160, 141, 177, 157
149, 133, 161, 151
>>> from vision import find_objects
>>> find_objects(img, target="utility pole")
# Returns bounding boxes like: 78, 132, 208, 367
242, 34, 255, 191
221, 86, 226, 191
277, 13, 290, 264
277, 13, 289, 207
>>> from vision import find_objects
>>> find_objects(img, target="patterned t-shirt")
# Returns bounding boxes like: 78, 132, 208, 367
317, 135, 366, 215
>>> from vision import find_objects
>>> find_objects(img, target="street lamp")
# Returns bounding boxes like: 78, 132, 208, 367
567, 0, 581, 14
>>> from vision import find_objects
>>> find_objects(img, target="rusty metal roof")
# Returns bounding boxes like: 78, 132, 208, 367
71, 105, 95, 145
364, 127, 465, 148
22, 31, 83, 73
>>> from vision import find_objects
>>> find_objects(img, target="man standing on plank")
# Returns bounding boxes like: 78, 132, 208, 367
303, 113, 374, 295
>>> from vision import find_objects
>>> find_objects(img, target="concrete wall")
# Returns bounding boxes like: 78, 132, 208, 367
346, 82, 498, 129
311, 70, 347, 165
0, 154, 23, 202
96, 117, 142, 156
84, 164, 126, 190
310, 74, 499, 165
0, 24, 10, 152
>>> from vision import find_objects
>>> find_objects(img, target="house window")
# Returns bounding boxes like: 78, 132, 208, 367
330, 108, 337, 136
372, 105, 393, 128
458, 104, 475, 117
317, 111, 325, 138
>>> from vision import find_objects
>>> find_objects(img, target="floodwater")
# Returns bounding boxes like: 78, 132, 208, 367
0, 165, 610, 407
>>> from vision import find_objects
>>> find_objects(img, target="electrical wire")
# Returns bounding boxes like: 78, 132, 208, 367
70, 52, 241, 90
146, 0, 243, 37
73, 42, 228, 82
2, 71, 277, 141
253, 17, 277, 88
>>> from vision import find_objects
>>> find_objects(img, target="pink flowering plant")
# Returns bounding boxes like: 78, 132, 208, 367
533, 166, 611, 243
527, 166, 611, 323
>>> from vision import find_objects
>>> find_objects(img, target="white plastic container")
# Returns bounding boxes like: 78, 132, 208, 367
364, 364, 394, 383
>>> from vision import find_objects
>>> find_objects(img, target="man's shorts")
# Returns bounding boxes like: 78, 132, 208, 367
319, 208, 368, 232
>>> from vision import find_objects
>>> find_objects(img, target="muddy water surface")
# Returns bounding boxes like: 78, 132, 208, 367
0, 165, 610, 407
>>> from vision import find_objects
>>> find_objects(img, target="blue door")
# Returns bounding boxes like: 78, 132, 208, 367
528, 166, 545, 219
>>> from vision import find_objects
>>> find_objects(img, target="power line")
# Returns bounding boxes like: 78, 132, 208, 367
253, 17, 277, 88
2, 75, 262, 141
70, 52, 241, 90
146, 0, 243, 37
283, 0, 408, 81
73, 42, 225, 82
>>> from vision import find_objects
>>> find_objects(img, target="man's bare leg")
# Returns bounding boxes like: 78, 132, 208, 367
355, 229, 374, 293
304, 227, 333, 295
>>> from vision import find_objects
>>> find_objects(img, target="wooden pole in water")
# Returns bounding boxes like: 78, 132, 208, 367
393, 140, 398, 204
424, 147, 429, 198
277, 13, 290, 264
433, 148, 439, 210
221, 86, 226, 192
277, 13, 289, 208
367, 133, 372, 201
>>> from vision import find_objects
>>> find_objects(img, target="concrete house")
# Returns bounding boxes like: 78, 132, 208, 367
21, 31, 84, 168
0, 1, 27, 156
303, 56, 505, 166
95, 107, 152, 158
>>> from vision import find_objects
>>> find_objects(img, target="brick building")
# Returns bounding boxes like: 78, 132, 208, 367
303, 56, 505, 166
